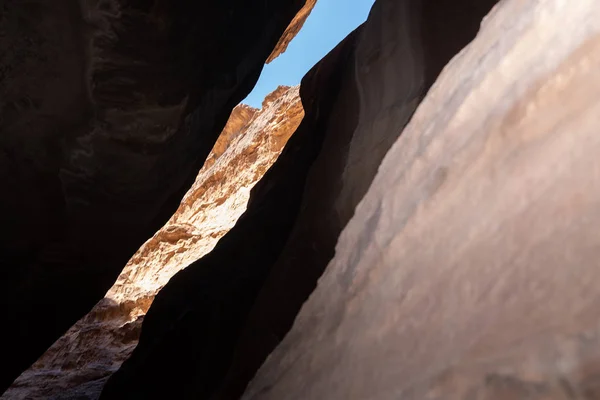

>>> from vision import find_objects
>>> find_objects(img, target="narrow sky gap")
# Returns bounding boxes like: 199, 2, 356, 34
242, 0, 376, 108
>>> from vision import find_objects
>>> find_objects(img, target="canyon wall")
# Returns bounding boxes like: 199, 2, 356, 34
3, 0, 600, 398
266, 0, 318, 63
243, 0, 600, 399
101, 0, 499, 399
99, 31, 362, 400
2, 86, 302, 400
216, 0, 502, 395
0, 0, 310, 392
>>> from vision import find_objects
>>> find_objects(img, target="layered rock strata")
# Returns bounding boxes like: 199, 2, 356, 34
266, 0, 318, 63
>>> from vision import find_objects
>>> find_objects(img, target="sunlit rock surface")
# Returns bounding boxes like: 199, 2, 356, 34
2, 86, 302, 400
109, 86, 302, 307
243, 0, 600, 399
266, 0, 317, 63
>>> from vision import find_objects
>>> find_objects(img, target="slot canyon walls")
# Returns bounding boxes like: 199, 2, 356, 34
243, 0, 600, 399
0, 0, 312, 393
3, 0, 600, 398
100, 0, 499, 399
3, 86, 303, 400
99, 29, 363, 400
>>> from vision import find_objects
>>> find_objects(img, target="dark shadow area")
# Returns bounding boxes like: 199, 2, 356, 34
0, 0, 305, 393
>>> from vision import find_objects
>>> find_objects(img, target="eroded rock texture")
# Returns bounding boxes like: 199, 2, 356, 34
266, 0, 317, 63
2, 86, 302, 400
0, 0, 309, 392
6, 0, 600, 398
243, 0, 600, 399
101, 0, 499, 399
99, 31, 361, 400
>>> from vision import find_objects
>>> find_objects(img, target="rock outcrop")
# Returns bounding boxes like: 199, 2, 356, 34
243, 0, 600, 399
204, 105, 258, 169
0, 0, 308, 391
266, 0, 318, 64
100, 0, 499, 399
2, 86, 303, 400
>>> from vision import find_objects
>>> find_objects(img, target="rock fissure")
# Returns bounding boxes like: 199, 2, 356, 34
3, 0, 600, 399
2, 85, 304, 400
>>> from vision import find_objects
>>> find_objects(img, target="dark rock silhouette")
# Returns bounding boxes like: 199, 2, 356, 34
0, 0, 308, 392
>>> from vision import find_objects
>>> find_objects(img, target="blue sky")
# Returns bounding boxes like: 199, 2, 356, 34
242, 0, 375, 108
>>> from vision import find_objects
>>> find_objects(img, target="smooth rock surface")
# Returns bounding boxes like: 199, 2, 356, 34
1, 86, 302, 400
215, 0, 498, 398
0, 0, 307, 391
101, 0, 499, 398
243, 0, 600, 398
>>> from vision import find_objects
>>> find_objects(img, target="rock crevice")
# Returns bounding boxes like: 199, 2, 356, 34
0, 0, 308, 392
3, 86, 303, 400
99, 0, 499, 398
4, 0, 600, 399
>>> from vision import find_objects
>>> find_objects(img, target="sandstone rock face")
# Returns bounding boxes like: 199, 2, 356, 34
215, 0, 499, 398
108, 86, 302, 308
204, 105, 258, 169
242, 0, 600, 399
7, 0, 600, 398
99, 32, 362, 400
101, 0, 499, 399
1, 86, 303, 400
266, 0, 318, 63
0, 0, 307, 391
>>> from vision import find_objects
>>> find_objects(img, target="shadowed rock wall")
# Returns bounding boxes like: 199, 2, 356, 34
0, 0, 308, 392
99, 28, 361, 400
2, 86, 303, 400
244, 0, 600, 398
100, 0, 499, 398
